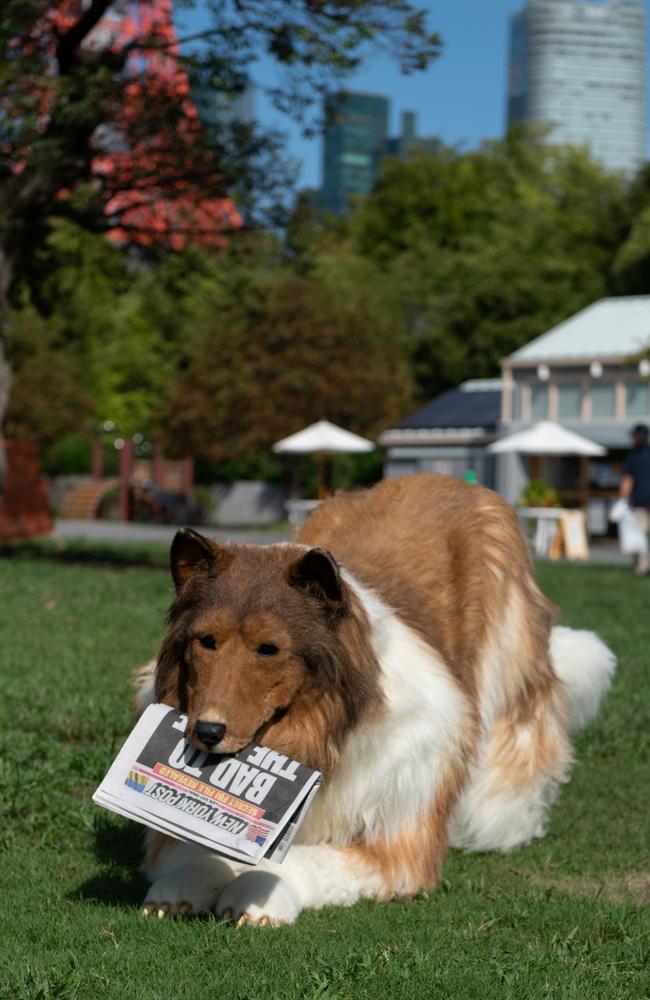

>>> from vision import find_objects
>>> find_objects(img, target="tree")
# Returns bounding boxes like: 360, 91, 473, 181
2, 302, 92, 448
0, 0, 440, 485
5, 222, 412, 472
350, 133, 629, 400
611, 165, 650, 294
157, 246, 413, 459
5, 220, 202, 451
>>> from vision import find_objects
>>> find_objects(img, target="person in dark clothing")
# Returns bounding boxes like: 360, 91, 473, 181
620, 423, 650, 576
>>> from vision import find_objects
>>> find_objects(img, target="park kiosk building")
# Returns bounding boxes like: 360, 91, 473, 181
498, 296, 650, 529
382, 297, 650, 535
379, 379, 502, 487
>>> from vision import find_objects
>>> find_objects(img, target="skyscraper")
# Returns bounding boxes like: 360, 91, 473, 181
320, 92, 389, 214
507, 0, 646, 174
320, 96, 440, 213
386, 111, 441, 157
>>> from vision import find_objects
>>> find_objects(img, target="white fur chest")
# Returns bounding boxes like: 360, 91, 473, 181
297, 579, 472, 846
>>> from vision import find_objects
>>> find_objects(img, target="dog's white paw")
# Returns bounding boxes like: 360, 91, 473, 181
141, 862, 224, 918
215, 871, 301, 927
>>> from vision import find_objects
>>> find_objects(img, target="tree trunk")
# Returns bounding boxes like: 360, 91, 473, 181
0, 249, 14, 502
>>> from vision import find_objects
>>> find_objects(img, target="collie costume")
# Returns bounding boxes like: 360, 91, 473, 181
134, 474, 615, 925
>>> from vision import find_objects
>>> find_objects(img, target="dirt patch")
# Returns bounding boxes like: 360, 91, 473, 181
528, 870, 650, 906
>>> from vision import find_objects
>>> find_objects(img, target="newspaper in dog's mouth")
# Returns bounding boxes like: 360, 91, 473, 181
94, 703, 321, 865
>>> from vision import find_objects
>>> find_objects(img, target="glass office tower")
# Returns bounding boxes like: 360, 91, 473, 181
320, 92, 389, 214
507, 0, 646, 174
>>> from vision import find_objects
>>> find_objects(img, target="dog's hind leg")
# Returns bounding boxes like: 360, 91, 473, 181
448, 688, 573, 853
140, 831, 239, 917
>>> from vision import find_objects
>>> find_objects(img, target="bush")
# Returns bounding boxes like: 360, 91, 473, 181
194, 454, 287, 486
519, 478, 560, 508
41, 436, 119, 476
41, 435, 93, 476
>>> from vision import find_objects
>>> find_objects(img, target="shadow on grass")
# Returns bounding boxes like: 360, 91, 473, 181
71, 814, 147, 909
0, 537, 170, 570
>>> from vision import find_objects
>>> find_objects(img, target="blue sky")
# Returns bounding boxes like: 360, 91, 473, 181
178, 1, 649, 191
253, 0, 524, 188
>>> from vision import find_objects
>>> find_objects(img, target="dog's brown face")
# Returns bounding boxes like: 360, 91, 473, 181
156, 530, 350, 755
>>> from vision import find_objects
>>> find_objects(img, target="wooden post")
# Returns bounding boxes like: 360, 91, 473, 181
289, 458, 301, 499
579, 455, 589, 510
118, 440, 134, 522
152, 441, 165, 489
181, 457, 194, 497
318, 454, 328, 500
91, 438, 103, 480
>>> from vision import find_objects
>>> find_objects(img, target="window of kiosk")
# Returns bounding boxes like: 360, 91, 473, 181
625, 381, 649, 417
530, 383, 549, 420
591, 382, 615, 418
558, 383, 582, 419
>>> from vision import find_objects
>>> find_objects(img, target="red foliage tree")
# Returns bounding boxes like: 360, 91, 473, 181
0, 0, 439, 487
6, 1, 241, 252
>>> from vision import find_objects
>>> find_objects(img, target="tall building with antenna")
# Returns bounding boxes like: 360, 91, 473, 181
507, 0, 646, 174
321, 92, 390, 215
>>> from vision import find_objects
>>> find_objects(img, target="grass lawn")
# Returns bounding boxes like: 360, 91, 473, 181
0, 552, 648, 1000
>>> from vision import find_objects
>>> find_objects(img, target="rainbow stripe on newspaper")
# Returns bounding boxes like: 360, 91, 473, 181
124, 769, 148, 793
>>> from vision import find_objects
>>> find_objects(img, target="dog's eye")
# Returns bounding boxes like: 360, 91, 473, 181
256, 643, 279, 658
198, 635, 217, 650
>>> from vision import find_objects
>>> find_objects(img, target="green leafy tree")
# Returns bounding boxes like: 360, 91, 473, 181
611, 165, 650, 294
351, 132, 628, 400
158, 248, 413, 459
0, 0, 440, 487
6, 222, 179, 452
3, 302, 92, 449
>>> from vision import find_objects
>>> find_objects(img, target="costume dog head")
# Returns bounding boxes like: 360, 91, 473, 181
155, 530, 382, 772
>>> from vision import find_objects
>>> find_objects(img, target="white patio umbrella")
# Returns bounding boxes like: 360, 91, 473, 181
489, 420, 607, 513
273, 420, 375, 456
488, 421, 606, 456
273, 420, 375, 498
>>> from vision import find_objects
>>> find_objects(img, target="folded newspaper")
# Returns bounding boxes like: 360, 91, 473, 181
93, 703, 321, 865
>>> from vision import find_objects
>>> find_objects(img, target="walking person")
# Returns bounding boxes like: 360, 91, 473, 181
620, 423, 650, 576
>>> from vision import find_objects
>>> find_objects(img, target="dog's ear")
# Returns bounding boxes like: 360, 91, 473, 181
287, 548, 344, 607
170, 529, 228, 590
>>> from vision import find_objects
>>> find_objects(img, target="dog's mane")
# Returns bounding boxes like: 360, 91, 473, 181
155, 554, 385, 775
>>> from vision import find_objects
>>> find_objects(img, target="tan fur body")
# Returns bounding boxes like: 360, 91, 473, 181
137, 474, 615, 924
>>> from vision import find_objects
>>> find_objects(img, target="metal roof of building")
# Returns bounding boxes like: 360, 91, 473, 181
389, 380, 501, 431
507, 297, 650, 364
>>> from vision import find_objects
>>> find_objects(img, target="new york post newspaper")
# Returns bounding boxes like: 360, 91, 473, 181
94, 704, 321, 864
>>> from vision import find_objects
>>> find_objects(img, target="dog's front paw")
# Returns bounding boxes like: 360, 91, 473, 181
142, 862, 224, 918
215, 871, 301, 927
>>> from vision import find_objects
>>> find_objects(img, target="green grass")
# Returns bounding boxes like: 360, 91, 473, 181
0, 536, 172, 569
0, 556, 648, 1000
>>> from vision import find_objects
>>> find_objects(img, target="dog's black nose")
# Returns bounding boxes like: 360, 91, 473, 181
194, 720, 227, 747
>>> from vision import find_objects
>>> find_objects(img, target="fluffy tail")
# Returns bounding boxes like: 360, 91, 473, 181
550, 626, 616, 733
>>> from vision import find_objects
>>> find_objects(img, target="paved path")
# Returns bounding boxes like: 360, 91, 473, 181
55, 520, 292, 546
570, 544, 631, 566
54, 519, 633, 565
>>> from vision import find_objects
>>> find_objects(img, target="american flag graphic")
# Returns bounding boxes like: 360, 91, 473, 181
245, 823, 268, 847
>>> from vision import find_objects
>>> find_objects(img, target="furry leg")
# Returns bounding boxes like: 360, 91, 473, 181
215, 806, 452, 926
141, 832, 239, 917
214, 843, 389, 925
448, 690, 573, 853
